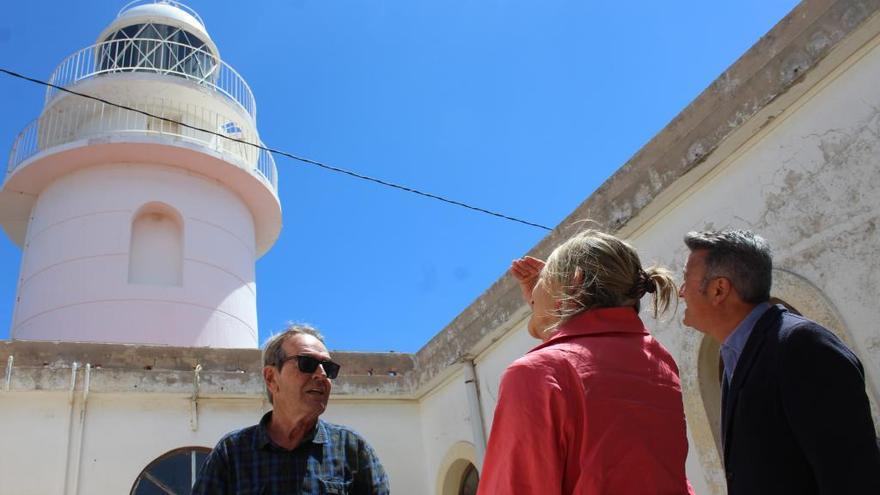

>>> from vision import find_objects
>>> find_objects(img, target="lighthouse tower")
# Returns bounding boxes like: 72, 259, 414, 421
0, 1, 280, 348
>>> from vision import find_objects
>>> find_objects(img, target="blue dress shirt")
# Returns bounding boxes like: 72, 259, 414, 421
720, 302, 771, 383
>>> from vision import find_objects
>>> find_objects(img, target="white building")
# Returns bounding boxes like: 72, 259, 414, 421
2, 1, 880, 494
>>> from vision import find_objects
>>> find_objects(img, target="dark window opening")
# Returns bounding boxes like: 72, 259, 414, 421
130, 447, 210, 495
458, 463, 479, 495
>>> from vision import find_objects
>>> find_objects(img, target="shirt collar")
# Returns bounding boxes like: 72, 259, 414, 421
256, 411, 328, 450
720, 302, 771, 382
532, 306, 647, 352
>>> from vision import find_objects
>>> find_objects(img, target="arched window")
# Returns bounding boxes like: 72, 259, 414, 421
458, 463, 479, 495
437, 442, 480, 495
129, 202, 183, 286
130, 447, 210, 495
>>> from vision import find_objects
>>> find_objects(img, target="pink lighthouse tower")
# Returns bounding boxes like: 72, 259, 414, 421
0, 1, 281, 348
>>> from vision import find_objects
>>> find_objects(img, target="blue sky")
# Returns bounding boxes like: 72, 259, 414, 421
0, 1, 798, 352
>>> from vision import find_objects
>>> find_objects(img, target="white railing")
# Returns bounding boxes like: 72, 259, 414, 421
118, 1, 206, 28
45, 38, 256, 120
6, 97, 277, 194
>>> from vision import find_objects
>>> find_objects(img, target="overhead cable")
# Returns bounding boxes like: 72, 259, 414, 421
0, 67, 553, 231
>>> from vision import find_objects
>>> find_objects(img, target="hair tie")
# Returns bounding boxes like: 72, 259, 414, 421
627, 270, 655, 298
641, 270, 656, 294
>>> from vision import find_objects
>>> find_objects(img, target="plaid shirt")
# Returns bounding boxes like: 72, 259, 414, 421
193, 412, 390, 495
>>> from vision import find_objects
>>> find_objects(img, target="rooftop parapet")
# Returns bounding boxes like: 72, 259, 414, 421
1, 340, 415, 398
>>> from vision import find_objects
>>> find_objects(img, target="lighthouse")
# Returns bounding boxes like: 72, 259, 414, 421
0, 0, 280, 348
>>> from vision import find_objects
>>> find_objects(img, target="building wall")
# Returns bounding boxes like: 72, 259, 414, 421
418, 369, 481, 493
0, 393, 71, 495
76, 396, 259, 494
473, 318, 533, 434
0, 391, 254, 494
0, 390, 430, 495
622, 29, 880, 494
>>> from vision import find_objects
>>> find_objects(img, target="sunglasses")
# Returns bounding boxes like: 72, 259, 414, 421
279, 355, 341, 379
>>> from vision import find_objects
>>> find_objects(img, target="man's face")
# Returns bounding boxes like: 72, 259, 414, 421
528, 273, 559, 340
679, 249, 713, 333
266, 334, 332, 419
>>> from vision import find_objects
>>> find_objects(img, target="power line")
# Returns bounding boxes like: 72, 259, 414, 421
0, 67, 553, 231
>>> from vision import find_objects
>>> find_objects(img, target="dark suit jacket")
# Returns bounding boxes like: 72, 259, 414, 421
722, 304, 880, 494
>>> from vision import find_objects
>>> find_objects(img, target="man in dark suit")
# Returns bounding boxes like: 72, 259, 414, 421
679, 230, 880, 494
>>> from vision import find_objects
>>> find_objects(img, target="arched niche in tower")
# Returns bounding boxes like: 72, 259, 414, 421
128, 202, 184, 287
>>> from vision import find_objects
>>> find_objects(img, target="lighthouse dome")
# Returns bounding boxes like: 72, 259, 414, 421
99, 1, 215, 51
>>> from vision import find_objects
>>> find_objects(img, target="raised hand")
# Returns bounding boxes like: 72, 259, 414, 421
509, 256, 545, 305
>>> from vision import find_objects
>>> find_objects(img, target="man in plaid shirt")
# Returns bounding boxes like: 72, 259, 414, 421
194, 324, 389, 494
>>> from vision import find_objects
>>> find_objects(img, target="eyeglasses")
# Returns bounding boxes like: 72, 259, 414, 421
279, 355, 341, 379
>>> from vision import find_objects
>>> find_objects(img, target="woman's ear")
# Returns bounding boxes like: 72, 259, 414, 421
573, 267, 585, 286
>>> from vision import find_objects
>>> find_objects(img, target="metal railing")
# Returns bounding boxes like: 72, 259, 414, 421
45, 38, 256, 120
7, 97, 277, 194
118, 1, 206, 28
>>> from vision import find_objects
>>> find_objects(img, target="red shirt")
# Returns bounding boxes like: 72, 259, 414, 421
478, 307, 694, 495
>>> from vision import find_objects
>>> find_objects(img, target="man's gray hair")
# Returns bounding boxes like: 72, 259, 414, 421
262, 323, 325, 404
684, 230, 772, 304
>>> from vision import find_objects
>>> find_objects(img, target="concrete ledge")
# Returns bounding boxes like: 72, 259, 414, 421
0, 340, 415, 398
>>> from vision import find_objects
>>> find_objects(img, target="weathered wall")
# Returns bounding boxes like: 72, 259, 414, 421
627, 27, 880, 494
417, 369, 481, 492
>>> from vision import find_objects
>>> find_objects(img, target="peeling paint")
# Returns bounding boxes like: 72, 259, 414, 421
807, 30, 832, 55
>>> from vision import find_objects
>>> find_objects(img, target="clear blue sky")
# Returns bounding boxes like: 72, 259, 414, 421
0, 0, 798, 352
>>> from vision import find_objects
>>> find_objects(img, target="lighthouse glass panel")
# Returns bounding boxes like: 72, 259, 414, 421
131, 447, 210, 495
98, 23, 216, 80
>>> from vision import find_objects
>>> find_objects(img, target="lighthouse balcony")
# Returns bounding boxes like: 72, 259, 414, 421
45, 37, 256, 120
6, 96, 277, 194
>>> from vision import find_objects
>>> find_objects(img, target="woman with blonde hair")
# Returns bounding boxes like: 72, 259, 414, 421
478, 230, 694, 495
